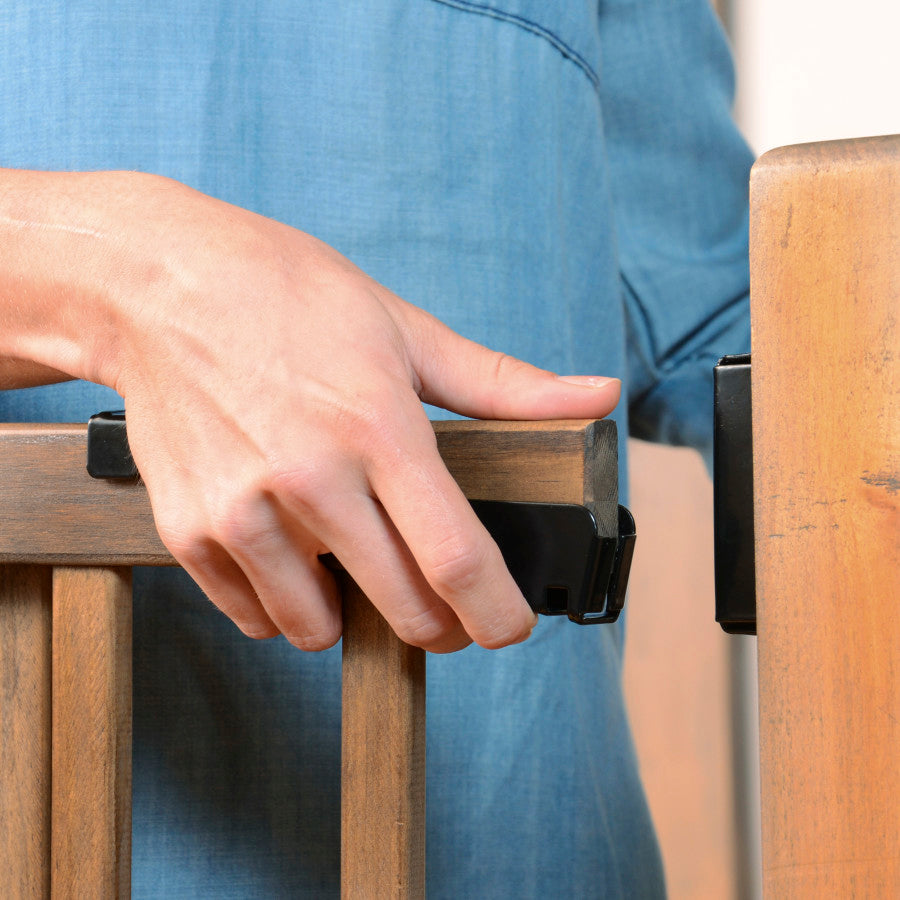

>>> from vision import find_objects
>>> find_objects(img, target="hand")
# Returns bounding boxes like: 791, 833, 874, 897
2, 171, 620, 652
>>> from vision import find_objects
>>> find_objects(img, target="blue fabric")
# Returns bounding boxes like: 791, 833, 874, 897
1, 1, 753, 896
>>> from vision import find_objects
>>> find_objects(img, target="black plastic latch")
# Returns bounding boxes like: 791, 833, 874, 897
713, 354, 756, 635
86, 411, 137, 479
471, 500, 635, 625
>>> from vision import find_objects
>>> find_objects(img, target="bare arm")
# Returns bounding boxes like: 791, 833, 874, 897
1, 169, 620, 652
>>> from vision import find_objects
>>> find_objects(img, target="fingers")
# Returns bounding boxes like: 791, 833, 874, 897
150, 481, 341, 650
360, 404, 538, 650
213, 497, 343, 651
281, 486, 474, 654
162, 533, 283, 641
150, 448, 477, 653
394, 300, 621, 421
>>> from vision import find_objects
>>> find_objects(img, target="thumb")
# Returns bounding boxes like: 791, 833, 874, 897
406, 307, 621, 421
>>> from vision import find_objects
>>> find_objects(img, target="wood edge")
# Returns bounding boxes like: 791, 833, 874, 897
581, 419, 619, 535
0, 554, 177, 567
431, 418, 600, 435
0, 422, 86, 435
751, 134, 900, 193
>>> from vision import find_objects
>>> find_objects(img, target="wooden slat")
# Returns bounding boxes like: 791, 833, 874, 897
0, 418, 617, 898
750, 135, 900, 898
0, 565, 52, 899
341, 580, 426, 899
51, 567, 132, 900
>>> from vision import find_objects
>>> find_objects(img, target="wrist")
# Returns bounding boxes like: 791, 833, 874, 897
0, 168, 176, 391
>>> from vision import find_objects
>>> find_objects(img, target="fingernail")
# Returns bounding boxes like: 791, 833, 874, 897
558, 375, 619, 389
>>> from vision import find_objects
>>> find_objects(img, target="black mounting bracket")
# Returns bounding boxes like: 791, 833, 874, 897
713, 354, 756, 635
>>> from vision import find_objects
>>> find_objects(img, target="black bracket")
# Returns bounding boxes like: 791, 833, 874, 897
87, 411, 635, 625
713, 354, 756, 635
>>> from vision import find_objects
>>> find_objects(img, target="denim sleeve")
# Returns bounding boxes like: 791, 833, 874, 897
597, 0, 754, 458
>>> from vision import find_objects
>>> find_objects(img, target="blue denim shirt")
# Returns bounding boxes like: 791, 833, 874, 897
1, 2, 752, 896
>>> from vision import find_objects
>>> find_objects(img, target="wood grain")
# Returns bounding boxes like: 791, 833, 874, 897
750, 135, 900, 898
0, 565, 52, 899
51, 567, 132, 900
0, 424, 170, 566
434, 418, 618, 533
342, 580, 426, 899
0, 419, 619, 565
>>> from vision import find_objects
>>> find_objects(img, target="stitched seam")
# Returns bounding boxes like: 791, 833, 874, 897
427, 0, 600, 92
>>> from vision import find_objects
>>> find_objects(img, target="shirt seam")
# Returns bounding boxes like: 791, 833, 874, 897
426, 0, 600, 93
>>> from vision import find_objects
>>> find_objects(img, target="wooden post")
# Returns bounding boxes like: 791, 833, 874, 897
750, 135, 900, 897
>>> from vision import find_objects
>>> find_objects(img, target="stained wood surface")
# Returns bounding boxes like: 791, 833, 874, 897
750, 135, 899, 898
0, 418, 618, 565
434, 418, 618, 533
51, 567, 132, 900
342, 580, 426, 899
0, 565, 52, 899
0, 424, 170, 566
1, 418, 615, 899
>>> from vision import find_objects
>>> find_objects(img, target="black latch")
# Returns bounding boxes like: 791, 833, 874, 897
86, 410, 137, 479
87, 411, 636, 625
713, 355, 756, 635
471, 500, 635, 625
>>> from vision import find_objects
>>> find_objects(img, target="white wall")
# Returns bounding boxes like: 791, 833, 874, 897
731, 0, 899, 155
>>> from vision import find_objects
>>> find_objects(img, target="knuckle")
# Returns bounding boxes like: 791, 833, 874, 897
267, 459, 335, 519
154, 512, 209, 565
489, 351, 530, 384
422, 533, 488, 598
342, 401, 403, 460
392, 605, 458, 649
209, 501, 272, 556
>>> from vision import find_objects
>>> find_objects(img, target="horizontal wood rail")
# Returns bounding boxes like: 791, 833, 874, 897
0, 418, 616, 899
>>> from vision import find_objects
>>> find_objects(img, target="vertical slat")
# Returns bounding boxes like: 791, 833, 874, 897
51, 567, 132, 900
0, 565, 52, 899
751, 135, 900, 897
341, 580, 426, 899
